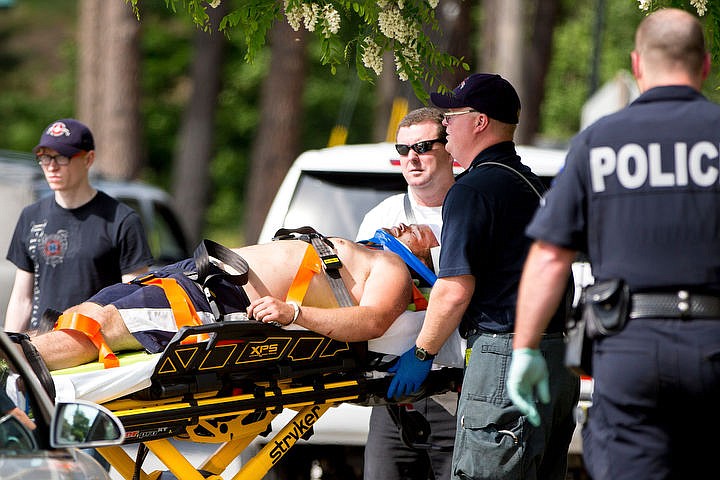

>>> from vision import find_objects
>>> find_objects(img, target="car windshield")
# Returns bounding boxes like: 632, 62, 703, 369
282, 171, 406, 239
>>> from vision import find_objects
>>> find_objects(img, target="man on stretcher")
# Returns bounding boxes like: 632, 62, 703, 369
25, 224, 440, 372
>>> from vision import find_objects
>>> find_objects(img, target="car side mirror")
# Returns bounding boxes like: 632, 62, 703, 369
50, 400, 125, 448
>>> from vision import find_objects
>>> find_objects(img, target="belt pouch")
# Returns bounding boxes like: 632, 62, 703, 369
583, 279, 629, 339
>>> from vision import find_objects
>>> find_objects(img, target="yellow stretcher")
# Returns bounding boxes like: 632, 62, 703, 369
53, 321, 462, 480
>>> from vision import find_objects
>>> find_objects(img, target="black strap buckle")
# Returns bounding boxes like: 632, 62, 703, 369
272, 226, 354, 307
272, 226, 336, 250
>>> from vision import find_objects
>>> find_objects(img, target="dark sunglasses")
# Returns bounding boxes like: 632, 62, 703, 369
395, 138, 446, 156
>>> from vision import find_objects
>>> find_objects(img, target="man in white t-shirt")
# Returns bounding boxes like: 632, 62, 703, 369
356, 110, 454, 247
357, 107, 457, 480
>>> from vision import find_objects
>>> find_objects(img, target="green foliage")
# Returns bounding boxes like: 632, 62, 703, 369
139, 11, 194, 190
110, 3, 377, 240
541, 0, 642, 141
220, 0, 282, 63
127, 0, 465, 97
0, 0, 76, 149
540, 0, 720, 144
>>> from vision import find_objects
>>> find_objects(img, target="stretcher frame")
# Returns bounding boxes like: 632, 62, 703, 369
82, 321, 461, 480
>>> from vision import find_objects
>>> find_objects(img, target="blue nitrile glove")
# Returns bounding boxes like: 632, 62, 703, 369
386, 346, 434, 400
506, 348, 550, 427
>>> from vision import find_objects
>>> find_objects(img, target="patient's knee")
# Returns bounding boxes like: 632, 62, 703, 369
61, 303, 139, 351
100, 306, 142, 351
66, 302, 105, 319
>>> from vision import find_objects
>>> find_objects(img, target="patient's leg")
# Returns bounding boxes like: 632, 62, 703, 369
31, 302, 143, 371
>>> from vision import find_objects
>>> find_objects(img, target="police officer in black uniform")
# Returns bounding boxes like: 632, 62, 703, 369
507, 8, 720, 480
387, 73, 579, 480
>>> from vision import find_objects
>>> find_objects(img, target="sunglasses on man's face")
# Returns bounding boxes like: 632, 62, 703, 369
395, 138, 446, 156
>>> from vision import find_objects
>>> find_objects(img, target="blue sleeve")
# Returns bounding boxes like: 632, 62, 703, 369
526, 133, 590, 252
437, 184, 491, 278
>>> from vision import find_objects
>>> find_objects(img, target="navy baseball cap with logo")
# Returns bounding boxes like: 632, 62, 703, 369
431, 73, 521, 124
33, 119, 95, 158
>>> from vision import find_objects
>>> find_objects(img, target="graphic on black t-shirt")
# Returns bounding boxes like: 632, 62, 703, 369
39, 230, 68, 267
28, 221, 70, 268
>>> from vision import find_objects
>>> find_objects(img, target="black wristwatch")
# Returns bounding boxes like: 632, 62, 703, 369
414, 346, 436, 362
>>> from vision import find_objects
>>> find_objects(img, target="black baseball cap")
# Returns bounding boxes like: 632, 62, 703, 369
33, 119, 95, 158
431, 73, 521, 124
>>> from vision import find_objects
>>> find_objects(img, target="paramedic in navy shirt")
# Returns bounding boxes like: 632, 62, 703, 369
387, 73, 579, 480
507, 8, 720, 480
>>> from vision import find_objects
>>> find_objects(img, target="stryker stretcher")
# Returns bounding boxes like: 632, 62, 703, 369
45, 318, 463, 480
12, 231, 465, 479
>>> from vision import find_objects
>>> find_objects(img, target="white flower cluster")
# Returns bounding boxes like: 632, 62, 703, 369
303, 3, 320, 31
362, 37, 384, 75
322, 4, 341, 35
282, 0, 441, 82
395, 43, 420, 81
691, 0, 708, 16
637, 0, 651, 11
378, 6, 417, 45
283, 1, 341, 37
285, 0, 303, 30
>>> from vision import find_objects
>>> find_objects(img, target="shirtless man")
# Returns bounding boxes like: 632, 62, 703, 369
381, 223, 439, 271
30, 227, 437, 371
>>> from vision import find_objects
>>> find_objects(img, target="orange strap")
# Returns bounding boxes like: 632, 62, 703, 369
55, 313, 119, 369
141, 277, 209, 345
285, 245, 322, 304
286, 244, 427, 311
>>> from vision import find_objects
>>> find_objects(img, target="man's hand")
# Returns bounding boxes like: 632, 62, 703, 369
506, 348, 550, 427
386, 346, 433, 400
247, 296, 295, 326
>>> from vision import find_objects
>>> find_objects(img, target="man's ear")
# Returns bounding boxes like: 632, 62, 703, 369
702, 52, 711, 81
85, 150, 95, 168
476, 113, 489, 132
631, 50, 641, 80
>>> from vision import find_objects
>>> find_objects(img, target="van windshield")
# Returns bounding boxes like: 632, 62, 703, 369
282, 171, 407, 239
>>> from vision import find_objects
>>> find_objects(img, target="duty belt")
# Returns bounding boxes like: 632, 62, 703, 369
630, 291, 720, 319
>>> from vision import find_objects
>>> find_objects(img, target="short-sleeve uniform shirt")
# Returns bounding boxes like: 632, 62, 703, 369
439, 141, 551, 333
527, 86, 720, 292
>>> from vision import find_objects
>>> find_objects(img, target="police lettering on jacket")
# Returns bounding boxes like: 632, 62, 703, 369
589, 141, 720, 192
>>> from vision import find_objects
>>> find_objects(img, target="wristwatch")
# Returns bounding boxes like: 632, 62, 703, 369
414, 346, 436, 362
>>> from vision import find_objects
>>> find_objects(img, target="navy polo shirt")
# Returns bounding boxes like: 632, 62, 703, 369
528, 86, 720, 292
438, 141, 557, 333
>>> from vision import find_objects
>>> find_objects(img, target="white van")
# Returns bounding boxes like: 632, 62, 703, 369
257, 142, 592, 479
259, 142, 566, 243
